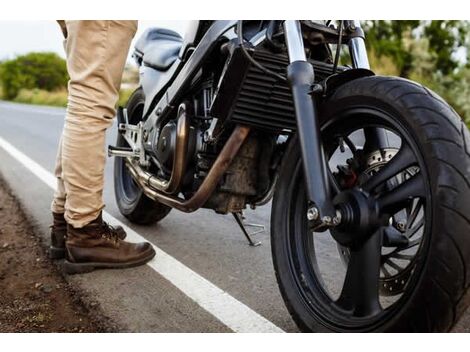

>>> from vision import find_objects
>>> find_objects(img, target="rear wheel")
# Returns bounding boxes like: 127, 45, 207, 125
271, 76, 470, 332
114, 88, 172, 225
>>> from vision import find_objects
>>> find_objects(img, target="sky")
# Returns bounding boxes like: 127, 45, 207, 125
0, 20, 466, 65
0, 20, 190, 62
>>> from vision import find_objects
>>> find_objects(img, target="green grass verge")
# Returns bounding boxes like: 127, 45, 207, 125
14, 88, 68, 107
2, 87, 136, 109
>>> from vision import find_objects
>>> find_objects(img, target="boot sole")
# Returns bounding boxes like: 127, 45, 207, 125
62, 249, 156, 275
49, 246, 66, 260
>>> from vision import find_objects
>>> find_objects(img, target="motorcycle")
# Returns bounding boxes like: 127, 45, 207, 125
109, 20, 470, 332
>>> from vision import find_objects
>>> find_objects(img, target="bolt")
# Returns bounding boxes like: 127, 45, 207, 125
397, 220, 406, 232
307, 207, 319, 221
333, 210, 342, 226
322, 216, 332, 225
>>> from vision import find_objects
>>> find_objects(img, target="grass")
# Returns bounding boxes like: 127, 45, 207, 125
1, 87, 136, 109
14, 88, 68, 107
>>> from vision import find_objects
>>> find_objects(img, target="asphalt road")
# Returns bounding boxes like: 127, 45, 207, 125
1, 101, 469, 332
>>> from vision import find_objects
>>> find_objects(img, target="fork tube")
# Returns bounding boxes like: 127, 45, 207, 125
348, 20, 370, 70
284, 20, 336, 221
348, 20, 389, 149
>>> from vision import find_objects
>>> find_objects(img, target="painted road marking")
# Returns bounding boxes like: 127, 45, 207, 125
0, 135, 284, 333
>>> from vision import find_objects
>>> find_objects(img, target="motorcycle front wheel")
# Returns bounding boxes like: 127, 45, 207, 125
271, 76, 470, 332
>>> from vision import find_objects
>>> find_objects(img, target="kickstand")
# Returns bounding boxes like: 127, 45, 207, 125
232, 212, 263, 247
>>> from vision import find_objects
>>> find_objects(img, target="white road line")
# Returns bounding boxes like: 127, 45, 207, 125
0, 135, 284, 333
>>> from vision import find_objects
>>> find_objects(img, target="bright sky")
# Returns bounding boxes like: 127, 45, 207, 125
1, 20, 467, 65
0, 20, 190, 62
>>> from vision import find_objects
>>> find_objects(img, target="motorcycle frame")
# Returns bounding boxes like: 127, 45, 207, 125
136, 20, 374, 217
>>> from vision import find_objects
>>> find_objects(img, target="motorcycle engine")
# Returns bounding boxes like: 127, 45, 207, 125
148, 78, 273, 214
149, 85, 213, 181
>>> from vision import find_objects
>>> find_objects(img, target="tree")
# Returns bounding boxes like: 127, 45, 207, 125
424, 20, 470, 75
0, 52, 68, 100
363, 20, 420, 76
363, 20, 470, 76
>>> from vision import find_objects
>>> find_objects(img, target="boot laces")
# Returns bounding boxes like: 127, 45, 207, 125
100, 222, 121, 243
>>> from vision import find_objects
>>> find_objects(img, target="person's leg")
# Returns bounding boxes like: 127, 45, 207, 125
49, 21, 127, 259
53, 20, 155, 273
51, 136, 66, 215
61, 20, 137, 227
49, 136, 68, 258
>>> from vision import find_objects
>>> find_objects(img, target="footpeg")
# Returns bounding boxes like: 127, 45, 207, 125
109, 107, 148, 166
108, 145, 139, 158
232, 212, 263, 247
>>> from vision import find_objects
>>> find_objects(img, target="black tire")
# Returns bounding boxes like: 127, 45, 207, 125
271, 76, 470, 332
114, 88, 172, 225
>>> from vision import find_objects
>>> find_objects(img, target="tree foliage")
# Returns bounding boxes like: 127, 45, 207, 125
363, 20, 470, 76
0, 52, 68, 100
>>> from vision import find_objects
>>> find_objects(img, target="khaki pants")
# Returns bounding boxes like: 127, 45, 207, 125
51, 20, 138, 228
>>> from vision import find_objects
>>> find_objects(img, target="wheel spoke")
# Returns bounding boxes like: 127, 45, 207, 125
407, 199, 423, 230
390, 253, 415, 261
381, 264, 392, 278
377, 174, 426, 215
343, 135, 358, 157
408, 218, 424, 239
362, 142, 417, 193
403, 238, 421, 250
384, 259, 404, 272
336, 229, 382, 317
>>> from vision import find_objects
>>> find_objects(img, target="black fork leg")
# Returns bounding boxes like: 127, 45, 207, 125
284, 20, 336, 221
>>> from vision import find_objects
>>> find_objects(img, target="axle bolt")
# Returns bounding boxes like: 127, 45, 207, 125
332, 210, 343, 226
322, 216, 332, 225
307, 207, 319, 221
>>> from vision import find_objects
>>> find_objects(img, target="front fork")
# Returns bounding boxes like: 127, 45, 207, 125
283, 20, 384, 226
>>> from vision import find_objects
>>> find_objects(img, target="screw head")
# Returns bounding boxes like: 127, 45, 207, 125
307, 207, 319, 221
397, 220, 406, 232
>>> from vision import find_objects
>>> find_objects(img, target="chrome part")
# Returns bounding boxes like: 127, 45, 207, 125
146, 104, 190, 194
203, 118, 219, 143
322, 216, 332, 225
363, 148, 399, 176
396, 220, 407, 232
283, 20, 307, 63
107, 146, 138, 159
112, 110, 148, 167
232, 212, 262, 247
307, 207, 319, 221
333, 210, 342, 226
250, 29, 267, 46
348, 20, 370, 70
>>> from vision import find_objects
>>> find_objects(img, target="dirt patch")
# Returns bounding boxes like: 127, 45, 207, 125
0, 179, 115, 332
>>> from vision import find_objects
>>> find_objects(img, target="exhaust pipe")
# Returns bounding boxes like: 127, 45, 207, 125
126, 125, 251, 213
147, 104, 189, 194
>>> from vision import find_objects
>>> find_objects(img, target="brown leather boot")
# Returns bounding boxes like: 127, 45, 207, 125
49, 212, 127, 259
63, 214, 155, 274
49, 212, 67, 259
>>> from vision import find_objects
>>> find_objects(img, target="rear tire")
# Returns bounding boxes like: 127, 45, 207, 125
271, 76, 470, 332
114, 88, 172, 225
